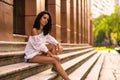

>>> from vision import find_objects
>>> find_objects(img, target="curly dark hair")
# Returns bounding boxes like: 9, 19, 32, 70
33, 11, 52, 35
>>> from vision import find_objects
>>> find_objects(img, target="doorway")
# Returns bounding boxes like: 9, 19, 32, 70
13, 0, 25, 35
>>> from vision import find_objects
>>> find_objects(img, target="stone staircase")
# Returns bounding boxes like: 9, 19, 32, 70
0, 41, 105, 80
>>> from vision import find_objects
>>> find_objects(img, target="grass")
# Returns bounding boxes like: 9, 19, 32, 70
95, 46, 114, 51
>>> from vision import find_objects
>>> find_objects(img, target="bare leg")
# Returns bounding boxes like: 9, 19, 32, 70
30, 55, 70, 80
47, 43, 60, 71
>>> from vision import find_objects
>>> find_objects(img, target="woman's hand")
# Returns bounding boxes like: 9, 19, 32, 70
47, 51, 60, 61
57, 43, 63, 54
51, 55, 60, 61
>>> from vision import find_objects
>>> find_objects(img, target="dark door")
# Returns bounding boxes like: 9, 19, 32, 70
13, 0, 25, 35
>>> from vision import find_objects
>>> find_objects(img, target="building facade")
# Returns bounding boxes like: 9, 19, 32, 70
0, 0, 93, 45
114, 0, 120, 6
91, 0, 114, 18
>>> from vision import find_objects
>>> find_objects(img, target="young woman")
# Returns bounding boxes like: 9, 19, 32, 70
24, 11, 70, 80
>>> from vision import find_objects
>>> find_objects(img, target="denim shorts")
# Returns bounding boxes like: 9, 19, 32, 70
25, 59, 31, 63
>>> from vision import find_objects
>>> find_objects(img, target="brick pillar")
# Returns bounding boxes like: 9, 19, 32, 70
0, 0, 13, 41
77, 0, 82, 43
25, 0, 36, 36
61, 0, 70, 43
25, 0, 45, 36
81, 0, 85, 43
88, 0, 94, 46
47, 0, 61, 42
76, 0, 81, 43
87, 0, 90, 45
86, 0, 90, 44
90, 20, 94, 46
70, 0, 77, 43
70, 0, 74, 43
84, 0, 88, 43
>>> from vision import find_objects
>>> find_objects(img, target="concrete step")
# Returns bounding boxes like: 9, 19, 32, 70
69, 51, 101, 80
0, 41, 26, 52
0, 46, 94, 66
0, 49, 96, 80
13, 34, 28, 42
85, 53, 106, 80
99, 50, 120, 80
0, 41, 90, 52
23, 50, 97, 80
62, 45, 92, 54
61, 43, 89, 48
0, 51, 25, 66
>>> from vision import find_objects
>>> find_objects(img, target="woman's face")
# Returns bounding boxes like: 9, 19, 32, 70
40, 14, 49, 27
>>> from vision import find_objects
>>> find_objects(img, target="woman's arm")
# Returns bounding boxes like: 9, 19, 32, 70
57, 43, 63, 54
46, 34, 59, 45
46, 34, 63, 54
31, 28, 39, 36
47, 51, 60, 61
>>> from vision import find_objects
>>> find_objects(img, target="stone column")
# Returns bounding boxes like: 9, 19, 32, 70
88, 0, 94, 46
25, 0, 45, 36
81, 0, 85, 43
70, 0, 77, 43
84, 0, 88, 43
77, 0, 82, 43
90, 19, 94, 46
0, 0, 13, 41
61, 0, 70, 43
47, 0, 61, 42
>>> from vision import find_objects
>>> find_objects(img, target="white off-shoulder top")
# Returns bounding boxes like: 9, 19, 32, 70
24, 32, 58, 59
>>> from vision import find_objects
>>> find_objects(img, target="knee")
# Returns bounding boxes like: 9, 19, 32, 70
52, 58, 59, 65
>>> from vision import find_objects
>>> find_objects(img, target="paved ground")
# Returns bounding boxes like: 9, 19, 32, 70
99, 50, 120, 80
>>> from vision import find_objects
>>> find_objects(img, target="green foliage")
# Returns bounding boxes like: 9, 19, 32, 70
95, 47, 114, 50
94, 6, 120, 46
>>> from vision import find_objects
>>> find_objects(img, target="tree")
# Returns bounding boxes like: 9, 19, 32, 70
93, 6, 120, 46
